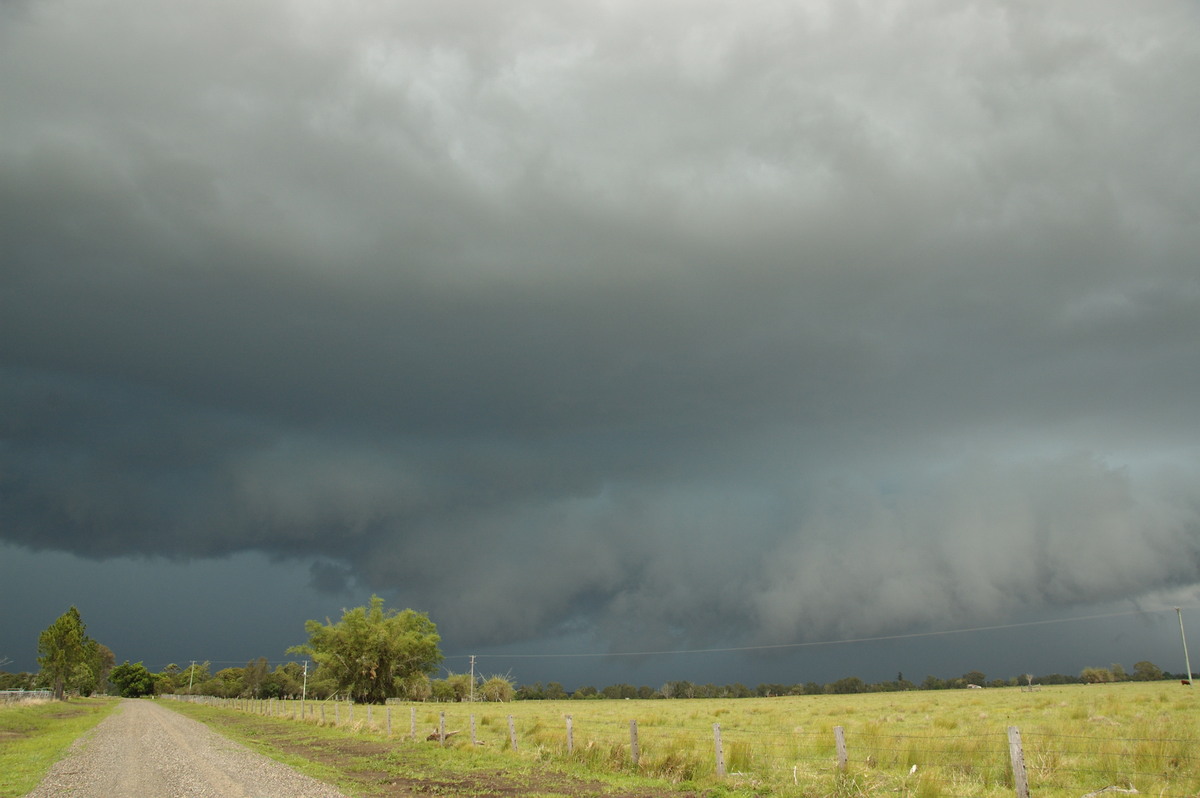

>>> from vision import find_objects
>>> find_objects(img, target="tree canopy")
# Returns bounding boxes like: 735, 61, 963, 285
289, 596, 442, 704
37, 606, 106, 699
109, 661, 155, 697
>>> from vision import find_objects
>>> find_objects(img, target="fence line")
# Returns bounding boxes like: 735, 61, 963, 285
163, 695, 1200, 798
1, 689, 52, 704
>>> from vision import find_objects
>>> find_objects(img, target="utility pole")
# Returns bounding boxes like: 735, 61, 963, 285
302, 660, 309, 704
188, 661, 196, 692
469, 655, 476, 703
1178, 608, 1193, 685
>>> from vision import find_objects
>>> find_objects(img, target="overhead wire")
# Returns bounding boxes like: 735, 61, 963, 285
444, 606, 1189, 660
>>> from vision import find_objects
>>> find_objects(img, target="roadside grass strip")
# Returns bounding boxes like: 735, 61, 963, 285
0, 697, 120, 797
165, 699, 715, 798
167, 684, 1200, 798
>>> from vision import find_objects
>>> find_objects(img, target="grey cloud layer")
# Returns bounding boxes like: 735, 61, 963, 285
2, 0, 1199, 650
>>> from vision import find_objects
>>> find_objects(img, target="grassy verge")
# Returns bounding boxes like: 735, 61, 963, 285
163, 700, 731, 798
164, 684, 1200, 798
0, 697, 120, 797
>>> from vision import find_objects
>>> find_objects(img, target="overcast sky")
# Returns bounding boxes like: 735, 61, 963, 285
3, 0, 1199, 689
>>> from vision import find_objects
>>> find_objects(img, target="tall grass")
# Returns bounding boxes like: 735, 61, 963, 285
0, 697, 119, 797
178, 682, 1200, 797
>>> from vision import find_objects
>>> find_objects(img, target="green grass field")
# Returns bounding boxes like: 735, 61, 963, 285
179, 682, 1200, 798
0, 697, 119, 797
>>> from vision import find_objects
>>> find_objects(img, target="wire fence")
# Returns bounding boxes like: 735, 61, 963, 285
0, 689, 53, 704
165, 695, 1200, 798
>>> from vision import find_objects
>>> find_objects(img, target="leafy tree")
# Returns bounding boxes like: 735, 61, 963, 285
828, 676, 866, 694
1133, 660, 1164, 681
602, 683, 638, 699
544, 682, 567, 700
400, 673, 432, 701
109, 661, 155, 697
431, 678, 456, 702
78, 641, 115, 696
244, 657, 270, 697
431, 672, 472, 702
0, 671, 38, 690
176, 661, 211, 694
156, 663, 182, 694
480, 674, 515, 702
290, 596, 442, 704
37, 607, 94, 700
212, 667, 246, 697
516, 682, 545, 700
963, 670, 986, 687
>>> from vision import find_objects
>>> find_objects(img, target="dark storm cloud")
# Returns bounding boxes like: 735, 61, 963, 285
2, 0, 1200, 658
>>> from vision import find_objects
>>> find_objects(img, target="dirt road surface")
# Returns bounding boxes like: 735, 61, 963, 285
24, 699, 349, 798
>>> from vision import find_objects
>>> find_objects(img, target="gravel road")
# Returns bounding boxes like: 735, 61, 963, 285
24, 699, 350, 798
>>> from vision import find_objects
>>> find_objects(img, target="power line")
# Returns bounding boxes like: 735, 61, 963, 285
155, 606, 1194, 671
445, 607, 1190, 661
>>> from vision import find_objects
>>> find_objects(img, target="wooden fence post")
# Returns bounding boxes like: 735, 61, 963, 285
439, 711, 446, 745
471, 714, 477, 746
834, 726, 848, 772
387, 706, 392, 736
335, 702, 340, 724
411, 706, 416, 739
1008, 726, 1031, 798
630, 719, 640, 767
321, 704, 325, 724
714, 723, 726, 777
567, 715, 574, 753
508, 715, 519, 751
367, 705, 373, 728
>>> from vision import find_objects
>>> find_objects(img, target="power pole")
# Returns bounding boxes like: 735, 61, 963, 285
469, 655, 476, 703
188, 661, 196, 692
302, 660, 309, 704
1178, 608, 1193, 685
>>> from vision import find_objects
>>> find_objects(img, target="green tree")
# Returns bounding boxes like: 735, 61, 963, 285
963, 670, 986, 687
0, 672, 37, 690
431, 672, 473, 702
400, 673, 432, 701
78, 641, 115, 696
157, 663, 182, 694
1133, 660, 1164, 681
37, 607, 92, 700
516, 682, 545, 700
109, 661, 155, 697
177, 662, 211, 693
1081, 666, 1114, 683
479, 674, 515, 702
244, 657, 270, 697
828, 676, 867, 694
289, 596, 442, 704
214, 667, 246, 697
431, 678, 456, 702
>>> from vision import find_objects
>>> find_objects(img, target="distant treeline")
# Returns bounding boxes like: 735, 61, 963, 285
3, 660, 1184, 700
514, 660, 1182, 699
